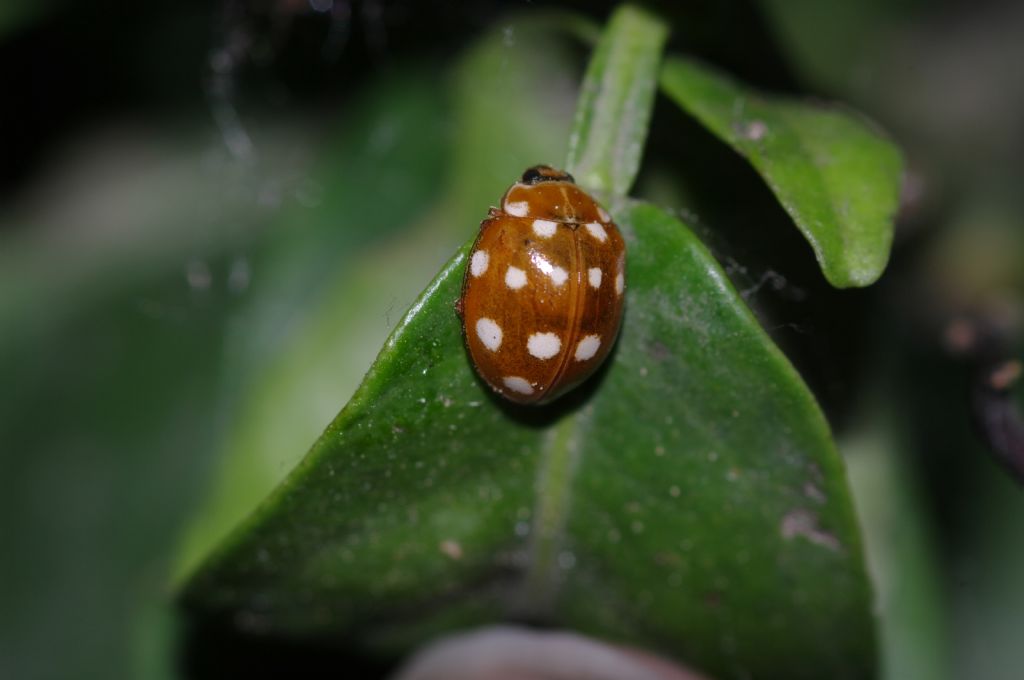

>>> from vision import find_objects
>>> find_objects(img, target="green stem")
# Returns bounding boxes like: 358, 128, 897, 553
566, 4, 669, 199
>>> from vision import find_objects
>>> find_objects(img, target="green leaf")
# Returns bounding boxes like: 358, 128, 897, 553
660, 56, 903, 288
183, 202, 874, 679
844, 418, 951, 680
566, 5, 668, 198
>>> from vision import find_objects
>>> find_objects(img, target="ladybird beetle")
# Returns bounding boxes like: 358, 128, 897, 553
458, 165, 626, 404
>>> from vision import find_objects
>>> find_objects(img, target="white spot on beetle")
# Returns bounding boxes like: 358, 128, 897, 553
597, 206, 611, 223
533, 254, 568, 286
475, 318, 502, 352
615, 271, 624, 295
532, 219, 557, 238
505, 200, 529, 217
588, 267, 602, 289
503, 376, 534, 394
470, 250, 489, 277
527, 332, 561, 359
574, 334, 601, 361
505, 266, 527, 290
585, 222, 608, 242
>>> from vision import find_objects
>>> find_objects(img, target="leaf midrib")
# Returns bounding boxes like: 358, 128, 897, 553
520, 408, 590, 615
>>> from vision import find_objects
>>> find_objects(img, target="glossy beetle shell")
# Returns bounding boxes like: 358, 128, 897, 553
458, 166, 626, 404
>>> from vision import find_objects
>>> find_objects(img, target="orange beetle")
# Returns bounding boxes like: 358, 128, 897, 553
458, 165, 626, 404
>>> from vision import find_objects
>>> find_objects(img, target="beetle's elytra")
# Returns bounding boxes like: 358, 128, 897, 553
458, 165, 626, 405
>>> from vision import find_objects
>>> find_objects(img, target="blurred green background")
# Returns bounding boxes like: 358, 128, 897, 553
1, 1, 1021, 679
